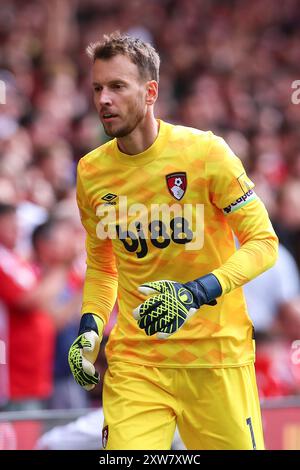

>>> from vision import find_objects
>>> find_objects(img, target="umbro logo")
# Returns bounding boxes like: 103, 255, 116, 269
102, 193, 117, 202
101, 193, 118, 205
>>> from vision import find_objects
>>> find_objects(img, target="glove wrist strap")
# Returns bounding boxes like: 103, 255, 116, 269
78, 313, 104, 337
185, 273, 222, 305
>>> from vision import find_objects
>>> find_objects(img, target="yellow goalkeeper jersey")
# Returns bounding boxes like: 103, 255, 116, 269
77, 120, 278, 368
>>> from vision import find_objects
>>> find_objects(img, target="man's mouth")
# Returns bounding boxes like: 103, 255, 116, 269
102, 113, 118, 122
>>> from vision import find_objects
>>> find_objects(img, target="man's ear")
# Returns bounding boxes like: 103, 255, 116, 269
145, 80, 158, 105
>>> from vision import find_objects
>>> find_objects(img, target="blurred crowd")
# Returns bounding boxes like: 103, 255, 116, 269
1, 0, 300, 410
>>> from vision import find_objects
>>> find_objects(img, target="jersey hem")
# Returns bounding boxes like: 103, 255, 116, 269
107, 358, 255, 369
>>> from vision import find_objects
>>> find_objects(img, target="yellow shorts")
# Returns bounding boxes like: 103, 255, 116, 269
102, 361, 264, 450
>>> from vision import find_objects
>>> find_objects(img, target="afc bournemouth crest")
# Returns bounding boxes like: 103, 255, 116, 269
102, 425, 109, 449
166, 172, 187, 201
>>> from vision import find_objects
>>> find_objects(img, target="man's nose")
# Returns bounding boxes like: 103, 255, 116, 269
99, 90, 112, 106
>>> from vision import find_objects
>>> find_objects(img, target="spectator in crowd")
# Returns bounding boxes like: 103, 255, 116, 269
244, 244, 300, 397
31, 218, 88, 409
0, 203, 57, 410
273, 180, 300, 271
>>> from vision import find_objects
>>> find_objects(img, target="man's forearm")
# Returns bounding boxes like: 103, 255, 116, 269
212, 236, 278, 295
212, 197, 278, 295
81, 266, 118, 325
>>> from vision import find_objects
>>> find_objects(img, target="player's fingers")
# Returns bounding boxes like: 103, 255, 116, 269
82, 355, 96, 376
132, 301, 153, 320
83, 383, 96, 391
144, 308, 176, 336
156, 331, 172, 339
74, 355, 99, 390
156, 309, 188, 338
81, 361, 99, 389
155, 310, 192, 339
133, 296, 162, 322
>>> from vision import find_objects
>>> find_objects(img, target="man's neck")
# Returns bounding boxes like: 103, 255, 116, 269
117, 115, 159, 155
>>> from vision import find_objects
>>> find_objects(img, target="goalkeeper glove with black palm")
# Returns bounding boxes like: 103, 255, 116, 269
133, 274, 222, 338
68, 313, 103, 390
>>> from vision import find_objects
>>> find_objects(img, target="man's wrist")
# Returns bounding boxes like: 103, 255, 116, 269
185, 273, 222, 307
78, 313, 104, 337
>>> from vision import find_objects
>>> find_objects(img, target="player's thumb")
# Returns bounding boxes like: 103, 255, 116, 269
82, 331, 101, 364
138, 281, 163, 296
186, 307, 197, 319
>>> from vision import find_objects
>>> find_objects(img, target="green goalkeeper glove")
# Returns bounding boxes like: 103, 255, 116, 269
68, 313, 103, 390
133, 274, 222, 338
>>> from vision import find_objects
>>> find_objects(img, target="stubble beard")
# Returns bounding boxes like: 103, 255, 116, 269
102, 104, 146, 138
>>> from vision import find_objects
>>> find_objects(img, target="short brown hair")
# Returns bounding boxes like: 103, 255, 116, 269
86, 31, 160, 82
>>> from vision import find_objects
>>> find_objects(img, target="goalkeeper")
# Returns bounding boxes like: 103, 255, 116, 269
69, 32, 278, 450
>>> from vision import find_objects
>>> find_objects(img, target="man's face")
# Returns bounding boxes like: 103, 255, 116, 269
92, 55, 149, 138
35, 222, 77, 266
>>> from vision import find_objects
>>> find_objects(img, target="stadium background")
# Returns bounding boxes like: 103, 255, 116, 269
1, 0, 300, 450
